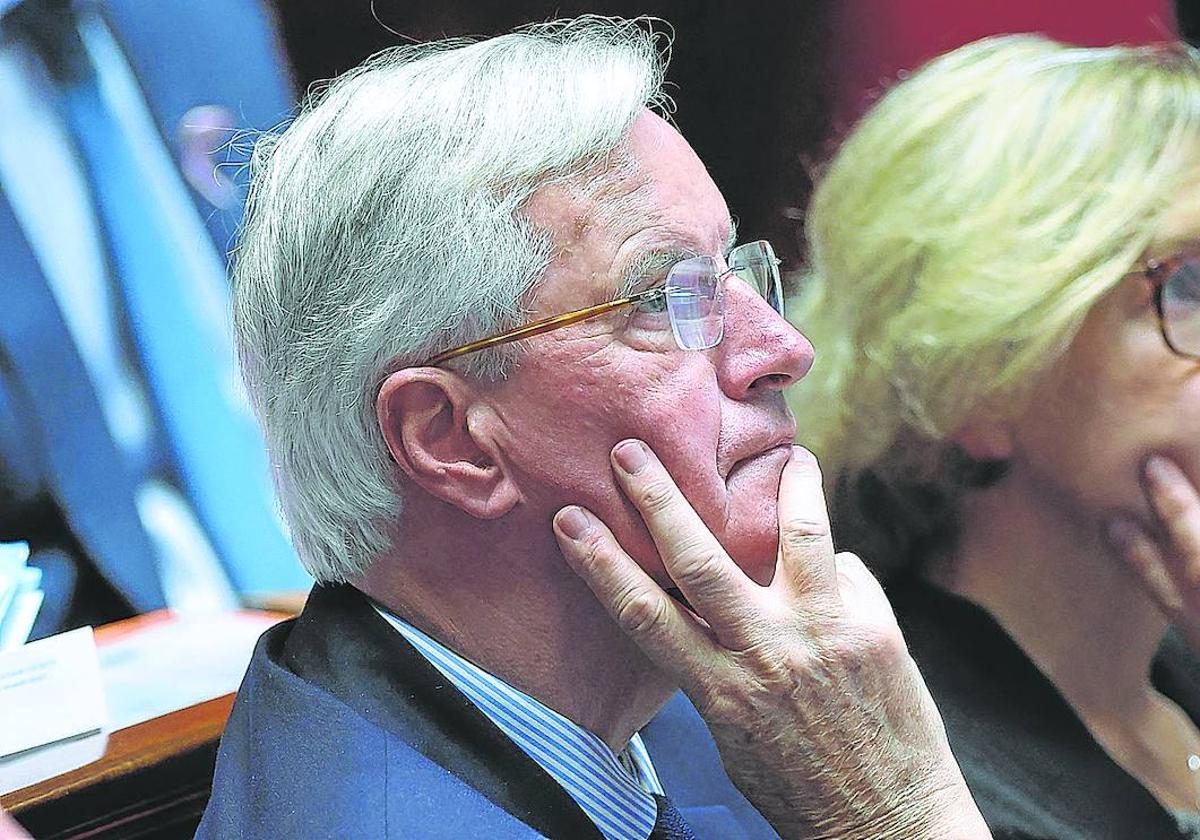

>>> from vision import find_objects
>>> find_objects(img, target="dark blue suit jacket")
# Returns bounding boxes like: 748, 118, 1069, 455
199, 584, 779, 839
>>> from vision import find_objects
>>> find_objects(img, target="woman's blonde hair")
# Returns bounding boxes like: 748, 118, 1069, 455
793, 34, 1200, 571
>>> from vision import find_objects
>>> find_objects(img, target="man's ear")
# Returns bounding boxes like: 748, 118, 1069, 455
952, 413, 1015, 462
376, 369, 520, 520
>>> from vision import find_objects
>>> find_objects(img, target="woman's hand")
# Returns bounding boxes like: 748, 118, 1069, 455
1108, 454, 1200, 652
552, 439, 989, 840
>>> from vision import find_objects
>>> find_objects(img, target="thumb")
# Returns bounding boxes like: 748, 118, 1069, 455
833, 551, 900, 629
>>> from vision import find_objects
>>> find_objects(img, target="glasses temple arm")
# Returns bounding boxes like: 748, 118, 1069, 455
423, 290, 661, 366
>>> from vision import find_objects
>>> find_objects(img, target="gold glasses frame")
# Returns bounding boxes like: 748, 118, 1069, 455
422, 239, 782, 367
424, 285, 672, 367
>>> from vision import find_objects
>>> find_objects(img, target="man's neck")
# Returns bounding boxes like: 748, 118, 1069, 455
358, 508, 677, 751
934, 469, 1168, 720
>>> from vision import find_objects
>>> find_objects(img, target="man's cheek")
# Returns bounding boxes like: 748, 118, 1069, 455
642, 463, 726, 559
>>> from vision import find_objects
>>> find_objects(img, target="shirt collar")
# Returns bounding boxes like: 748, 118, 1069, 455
372, 603, 664, 840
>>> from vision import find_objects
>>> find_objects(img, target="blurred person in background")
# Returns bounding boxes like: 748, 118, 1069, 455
0, 806, 29, 840
795, 34, 1200, 839
0, 0, 308, 635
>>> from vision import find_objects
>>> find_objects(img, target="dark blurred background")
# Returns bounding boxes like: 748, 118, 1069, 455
269, 0, 1179, 267
272, 1, 839, 267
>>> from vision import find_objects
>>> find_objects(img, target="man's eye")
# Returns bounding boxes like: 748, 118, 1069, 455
634, 291, 668, 314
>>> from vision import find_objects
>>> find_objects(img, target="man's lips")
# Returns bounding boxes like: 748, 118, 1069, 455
723, 428, 797, 478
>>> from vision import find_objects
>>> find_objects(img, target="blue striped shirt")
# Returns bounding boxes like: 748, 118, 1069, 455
373, 605, 664, 840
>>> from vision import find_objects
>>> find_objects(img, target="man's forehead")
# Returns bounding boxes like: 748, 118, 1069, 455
522, 112, 733, 306
611, 221, 739, 294
526, 173, 733, 288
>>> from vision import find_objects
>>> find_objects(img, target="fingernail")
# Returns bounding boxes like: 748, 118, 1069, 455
1104, 516, 1139, 551
613, 440, 648, 475
555, 506, 592, 541
1144, 455, 1174, 486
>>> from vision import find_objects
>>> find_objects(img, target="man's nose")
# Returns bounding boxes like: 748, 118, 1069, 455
714, 279, 815, 399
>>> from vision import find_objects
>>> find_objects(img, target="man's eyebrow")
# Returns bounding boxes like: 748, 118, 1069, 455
614, 217, 740, 298
616, 248, 694, 298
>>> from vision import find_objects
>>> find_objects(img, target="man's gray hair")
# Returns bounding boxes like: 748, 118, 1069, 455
233, 17, 669, 583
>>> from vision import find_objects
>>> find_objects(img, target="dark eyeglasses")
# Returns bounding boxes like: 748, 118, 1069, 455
424, 240, 783, 366
1133, 254, 1200, 360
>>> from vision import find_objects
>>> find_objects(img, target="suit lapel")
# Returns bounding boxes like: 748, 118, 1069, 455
282, 584, 604, 840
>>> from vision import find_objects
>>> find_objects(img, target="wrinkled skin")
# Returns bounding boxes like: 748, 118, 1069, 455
554, 441, 991, 839
481, 111, 812, 586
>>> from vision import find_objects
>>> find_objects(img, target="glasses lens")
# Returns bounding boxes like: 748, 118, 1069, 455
665, 256, 723, 350
1161, 257, 1200, 358
729, 240, 784, 315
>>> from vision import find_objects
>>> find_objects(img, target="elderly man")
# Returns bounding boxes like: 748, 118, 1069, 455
199, 18, 987, 840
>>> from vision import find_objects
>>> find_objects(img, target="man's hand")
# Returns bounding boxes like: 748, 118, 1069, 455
552, 440, 989, 840
1107, 454, 1200, 652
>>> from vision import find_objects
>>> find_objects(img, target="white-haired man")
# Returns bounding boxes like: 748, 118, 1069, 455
199, 18, 989, 840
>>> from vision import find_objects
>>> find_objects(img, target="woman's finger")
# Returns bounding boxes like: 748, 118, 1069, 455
1107, 515, 1186, 614
1143, 455, 1200, 592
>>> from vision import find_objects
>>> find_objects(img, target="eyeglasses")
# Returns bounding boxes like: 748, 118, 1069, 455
424, 240, 784, 366
1134, 254, 1200, 360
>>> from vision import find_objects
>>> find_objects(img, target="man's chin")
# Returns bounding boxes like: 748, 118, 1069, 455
607, 480, 780, 591
634, 526, 777, 591
722, 473, 787, 585
726, 444, 792, 494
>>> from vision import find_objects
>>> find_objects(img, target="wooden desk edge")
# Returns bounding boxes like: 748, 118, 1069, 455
2, 693, 235, 812
0, 607, 294, 814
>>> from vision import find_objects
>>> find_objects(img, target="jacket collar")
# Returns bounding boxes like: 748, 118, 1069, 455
279, 582, 604, 840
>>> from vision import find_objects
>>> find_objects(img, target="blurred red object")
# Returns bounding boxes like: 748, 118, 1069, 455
831, 0, 1177, 128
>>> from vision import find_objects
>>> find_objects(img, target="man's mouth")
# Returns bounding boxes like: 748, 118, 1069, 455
724, 427, 797, 478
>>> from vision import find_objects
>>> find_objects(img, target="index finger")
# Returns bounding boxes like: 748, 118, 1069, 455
610, 439, 769, 648
774, 446, 838, 602
552, 504, 731, 690
1144, 455, 1200, 581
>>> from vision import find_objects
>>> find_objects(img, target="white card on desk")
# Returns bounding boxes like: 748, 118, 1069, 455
0, 626, 108, 758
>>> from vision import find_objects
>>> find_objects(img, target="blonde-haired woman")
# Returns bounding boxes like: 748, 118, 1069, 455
796, 35, 1200, 838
